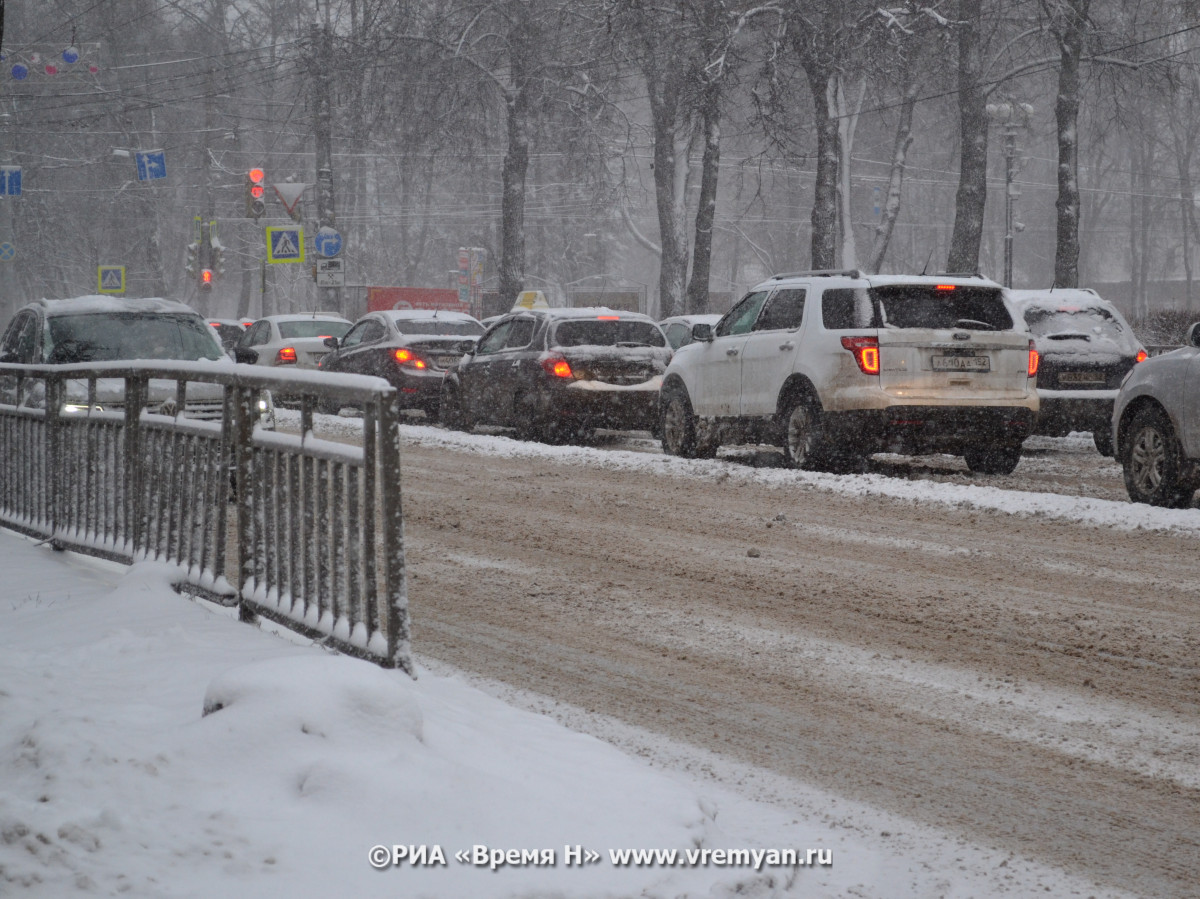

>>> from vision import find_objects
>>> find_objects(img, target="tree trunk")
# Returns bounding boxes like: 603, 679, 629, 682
947, 0, 988, 275
805, 64, 840, 270
498, 81, 532, 309
648, 70, 691, 318
1052, 0, 1087, 288
869, 78, 918, 273
685, 83, 721, 315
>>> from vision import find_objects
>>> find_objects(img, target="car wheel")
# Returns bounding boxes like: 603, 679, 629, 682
963, 441, 1022, 475
1123, 406, 1196, 507
661, 390, 700, 458
782, 398, 832, 471
1093, 428, 1114, 457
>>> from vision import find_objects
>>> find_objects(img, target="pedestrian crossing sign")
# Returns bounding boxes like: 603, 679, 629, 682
266, 226, 305, 263
97, 265, 125, 294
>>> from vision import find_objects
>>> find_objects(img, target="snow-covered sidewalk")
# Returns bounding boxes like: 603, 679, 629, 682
0, 531, 1130, 897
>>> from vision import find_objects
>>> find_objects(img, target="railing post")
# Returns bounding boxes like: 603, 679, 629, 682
377, 390, 412, 674
234, 385, 257, 623
45, 374, 64, 549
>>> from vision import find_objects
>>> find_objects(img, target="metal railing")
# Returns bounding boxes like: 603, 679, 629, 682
0, 361, 412, 673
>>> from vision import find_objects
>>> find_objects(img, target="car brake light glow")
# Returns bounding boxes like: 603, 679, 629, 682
1028, 340, 1039, 377
276, 346, 297, 364
394, 348, 426, 369
1136, 349, 1148, 363
840, 336, 879, 374
935, 284, 956, 291
541, 354, 574, 378
596, 315, 620, 320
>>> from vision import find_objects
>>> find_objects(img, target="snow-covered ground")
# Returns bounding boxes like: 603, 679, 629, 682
1, 512, 1141, 896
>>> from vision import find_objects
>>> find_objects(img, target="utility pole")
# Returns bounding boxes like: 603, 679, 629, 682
310, 22, 340, 315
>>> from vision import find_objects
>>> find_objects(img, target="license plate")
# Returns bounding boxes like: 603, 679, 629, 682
932, 354, 990, 372
1058, 371, 1104, 386
435, 355, 460, 369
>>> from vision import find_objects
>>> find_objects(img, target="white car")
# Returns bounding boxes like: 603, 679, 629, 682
659, 313, 722, 350
232, 312, 352, 369
1113, 323, 1200, 507
659, 270, 1040, 475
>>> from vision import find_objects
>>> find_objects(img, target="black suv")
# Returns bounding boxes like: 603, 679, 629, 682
439, 307, 671, 442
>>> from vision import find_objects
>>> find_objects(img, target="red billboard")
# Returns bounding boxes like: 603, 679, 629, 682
366, 287, 468, 314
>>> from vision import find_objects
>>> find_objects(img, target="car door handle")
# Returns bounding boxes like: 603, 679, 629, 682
779, 342, 795, 351
726, 348, 739, 357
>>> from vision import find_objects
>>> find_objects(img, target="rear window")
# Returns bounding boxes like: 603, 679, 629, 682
392, 319, 484, 336
872, 285, 1013, 330
277, 320, 352, 340
553, 319, 666, 348
47, 313, 225, 363
1023, 305, 1128, 343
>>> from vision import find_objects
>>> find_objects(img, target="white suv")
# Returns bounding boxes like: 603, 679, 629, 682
659, 270, 1040, 474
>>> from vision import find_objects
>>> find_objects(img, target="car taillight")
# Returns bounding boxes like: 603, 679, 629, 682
1136, 349, 1148, 363
393, 348, 426, 369
276, 346, 297, 364
541, 354, 574, 378
841, 336, 879, 375
1027, 340, 1039, 377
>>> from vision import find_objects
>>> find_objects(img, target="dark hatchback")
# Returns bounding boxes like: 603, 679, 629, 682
439, 307, 672, 442
1007, 289, 1146, 455
316, 310, 484, 416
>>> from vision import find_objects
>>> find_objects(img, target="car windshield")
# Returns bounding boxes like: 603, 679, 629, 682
553, 319, 666, 348
391, 319, 484, 336
47, 312, 225, 362
277, 320, 352, 339
1023, 305, 1127, 342
870, 285, 1013, 331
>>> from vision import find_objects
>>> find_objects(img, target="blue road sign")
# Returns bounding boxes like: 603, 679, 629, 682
266, 226, 305, 263
0, 242, 15, 261
135, 150, 166, 182
97, 266, 125, 294
0, 166, 22, 196
314, 226, 342, 258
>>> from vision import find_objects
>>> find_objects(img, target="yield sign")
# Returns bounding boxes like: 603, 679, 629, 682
272, 182, 308, 219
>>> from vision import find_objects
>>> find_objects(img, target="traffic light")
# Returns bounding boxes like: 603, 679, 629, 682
245, 168, 266, 219
185, 241, 199, 276
199, 268, 214, 290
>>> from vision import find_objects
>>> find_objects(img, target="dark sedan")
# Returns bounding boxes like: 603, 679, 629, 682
317, 310, 484, 416
439, 307, 672, 442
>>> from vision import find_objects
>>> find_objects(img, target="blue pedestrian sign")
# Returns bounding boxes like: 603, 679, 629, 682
266, 226, 305, 264
97, 265, 125, 294
135, 150, 166, 182
0, 242, 14, 261
0, 166, 22, 196
314, 226, 342, 258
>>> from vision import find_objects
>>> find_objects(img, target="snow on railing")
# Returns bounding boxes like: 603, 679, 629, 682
0, 362, 412, 674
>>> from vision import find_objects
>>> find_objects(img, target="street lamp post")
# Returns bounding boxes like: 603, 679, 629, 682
985, 101, 1034, 288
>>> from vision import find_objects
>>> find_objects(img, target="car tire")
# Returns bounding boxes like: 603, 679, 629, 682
1093, 428, 1114, 457
661, 389, 715, 458
782, 398, 834, 471
963, 441, 1022, 475
1122, 406, 1196, 507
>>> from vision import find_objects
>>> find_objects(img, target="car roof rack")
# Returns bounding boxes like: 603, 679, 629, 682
770, 269, 863, 280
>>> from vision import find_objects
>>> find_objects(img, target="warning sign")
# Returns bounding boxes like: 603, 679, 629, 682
266, 226, 305, 263
97, 265, 125, 294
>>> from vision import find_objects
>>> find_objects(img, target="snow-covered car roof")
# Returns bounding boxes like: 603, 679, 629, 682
530, 306, 656, 321
1005, 288, 1111, 312
259, 312, 350, 323
381, 309, 481, 323
754, 271, 1004, 291
32, 296, 204, 318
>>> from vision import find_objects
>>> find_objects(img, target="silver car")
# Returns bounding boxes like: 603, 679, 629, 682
1113, 324, 1200, 506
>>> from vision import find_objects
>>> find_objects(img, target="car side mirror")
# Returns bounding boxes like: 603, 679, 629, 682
233, 347, 259, 364
323, 336, 340, 350
691, 322, 714, 342
1188, 322, 1200, 348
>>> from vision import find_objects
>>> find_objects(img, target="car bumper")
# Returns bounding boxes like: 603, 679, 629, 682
1032, 389, 1116, 436
537, 377, 663, 431
389, 369, 445, 411
826, 405, 1037, 454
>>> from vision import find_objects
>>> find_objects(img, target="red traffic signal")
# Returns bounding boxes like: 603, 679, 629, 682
245, 168, 266, 219
200, 268, 214, 289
